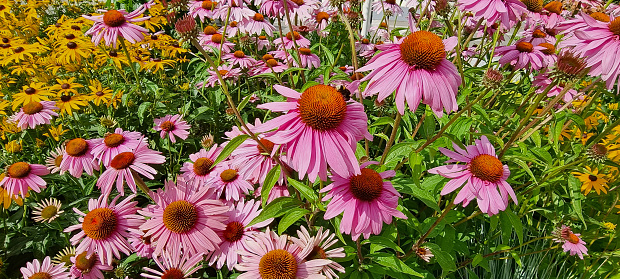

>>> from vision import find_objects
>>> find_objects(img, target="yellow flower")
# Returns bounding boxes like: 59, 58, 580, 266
50, 77, 83, 96
141, 58, 175, 73
0, 118, 21, 140
0, 99, 9, 115
35, 138, 45, 147
87, 80, 113, 106
56, 39, 92, 65
584, 107, 609, 130
43, 124, 68, 141
107, 90, 123, 109
609, 103, 618, 110
1, 43, 46, 66
94, 48, 129, 69
573, 166, 609, 195
11, 82, 54, 110
602, 222, 616, 231
0, 185, 24, 210
5, 140, 21, 153
163, 41, 188, 58
55, 94, 87, 115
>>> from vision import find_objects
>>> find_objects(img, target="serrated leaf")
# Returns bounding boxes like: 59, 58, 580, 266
261, 165, 282, 206
278, 208, 310, 234
213, 134, 251, 166
248, 197, 302, 227
287, 177, 318, 202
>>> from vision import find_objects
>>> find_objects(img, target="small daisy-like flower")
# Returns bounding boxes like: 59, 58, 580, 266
189, 0, 219, 21
224, 50, 257, 69
554, 225, 588, 259
198, 64, 243, 88
200, 33, 235, 53
291, 226, 346, 278
139, 178, 229, 256
321, 162, 407, 240
153, 114, 190, 143
60, 138, 100, 178
97, 143, 166, 196
52, 246, 76, 266
12, 82, 55, 110
573, 166, 609, 195
90, 128, 144, 166
276, 31, 311, 49
428, 136, 517, 216
240, 13, 276, 36
296, 48, 320, 69
141, 245, 203, 279
20, 256, 70, 279
208, 162, 254, 201
458, 0, 527, 29
50, 77, 83, 96
88, 80, 114, 106
181, 145, 223, 190
255, 84, 371, 182
10, 101, 58, 129
128, 230, 154, 258
45, 146, 66, 174
65, 194, 143, 266
0, 161, 49, 198
32, 198, 64, 223
372, 0, 403, 16
82, 7, 150, 48
412, 243, 434, 262
70, 252, 113, 279
495, 41, 547, 70
236, 229, 332, 279
208, 199, 273, 270
55, 94, 88, 115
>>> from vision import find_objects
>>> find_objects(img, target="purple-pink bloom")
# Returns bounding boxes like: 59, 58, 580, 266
458, 0, 527, 29
83, 7, 150, 48
0, 162, 49, 198
207, 162, 254, 201
255, 84, 371, 182
90, 128, 144, 166
554, 225, 588, 259
291, 226, 346, 279
154, 114, 190, 143
11, 101, 58, 129
20, 256, 70, 279
181, 145, 223, 190
60, 138, 100, 178
70, 252, 112, 279
240, 13, 276, 36
141, 244, 203, 278
428, 136, 517, 216
495, 41, 547, 70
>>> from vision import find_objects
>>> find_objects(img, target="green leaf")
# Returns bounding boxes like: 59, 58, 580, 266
366, 236, 404, 253
568, 175, 587, 228
499, 211, 513, 244
248, 197, 302, 227
213, 134, 251, 166
287, 177, 318, 202
237, 94, 252, 112
426, 243, 457, 272
421, 111, 436, 139
261, 165, 282, 206
506, 209, 523, 244
391, 176, 440, 212
330, 216, 346, 244
278, 208, 310, 234
373, 254, 423, 277
509, 157, 538, 183
370, 117, 395, 128
137, 101, 151, 124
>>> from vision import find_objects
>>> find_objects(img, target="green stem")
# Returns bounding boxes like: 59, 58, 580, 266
380, 113, 402, 165
119, 38, 143, 95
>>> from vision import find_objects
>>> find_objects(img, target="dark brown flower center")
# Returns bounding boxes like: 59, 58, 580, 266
103, 10, 126, 27
82, 208, 118, 240
469, 154, 504, 182
29, 272, 52, 279
25, 87, 36, 94
299, 47, 312, 55
516, 41, 533, 53
399, 31, 446, 70
110, 152, 135, 169
66, 138, 89, 157
609, 17, 620, 36
538, 42, 555, 55
220, 169, 238, 182
161, 121, 175, 132
230, 21, 238, 27
75, 252, 97, 273
298, 85, 347, 131
257, 138, 275, 154
590, 12, 610, 22
259, 249, 298, 279
386, 0, 396, 4
532, 29, 546, 38
23, 102, 43, 115
316, 11, 329, 23
305, 245, 327, 260
7, 162, 31, 178
96, 91, 104, 96
104, 133, 125, 147
60, 95, 71, 102
61, 83, 71, 90
349, 168, 384, 202
521, 0, 542, 12
350, 72, 364, 81
588, 175, 598, 181
64, 34, 75, 40
591, 144, 608, 156
223, 221, 245, 242
161, 268, 185, 279
109, 50, 118, 57
544, 1, 562, 14
163, 200, 198, 234
67, 42, 77, 49
13, 46, 24, 53
193, 157, 214, 176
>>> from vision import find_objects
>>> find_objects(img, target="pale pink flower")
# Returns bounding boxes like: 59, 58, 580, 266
256, 183, 290, 203
153, 114, 190, 143
291, 226, 346, 278
128, 230, 155, 258
141, 245, 203, 278
83, 7, 150, 47
213, 2, 255, 21
275, 31, 311, 49
207, 162, 254, 201
372, 0, 403, 16
258, 0, 298, 17
60, 138, 100, 178
224, 50, 257, 68
533, 72, 579, 103
180, 145, 223, 190
0, 162, 49, 198
554, 225, 588, 259
11, 101, 58, 129
495, 41, 547, 70
188, 0, 219, 21
458, 0, 527, 29
90, 128, 144, 166
198, 64, 242, 88
45, 146, 66, 175
20, 256, 70, 279
69, 252, 112, 279
240, 13, 276, 36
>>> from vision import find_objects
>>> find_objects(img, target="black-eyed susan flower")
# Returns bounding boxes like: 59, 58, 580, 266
0, 184, 23, 209
56, 39, 92, 65
50, 78, 83, 96
55, 94, 87, 115
141, 57, 175, 73
43, 124, 69, 141
573, 166, 609, 195
0, 118, 21, 140
12, 82, 54, 109
87, 80, 113, 106
1, 43, 46, 66
5, 139, 21, 153
32, 198, 64, 223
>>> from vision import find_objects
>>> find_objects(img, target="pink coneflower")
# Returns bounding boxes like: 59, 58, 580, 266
291, 0, 320, 21
128, 230, 155, 258
226, 119, 283, 185
198, 64, 242, 88
252, 57, 289, 74
276, 31, 311, 49
213, 0, 256, 21
291, 226, 345, 279
221, 21, 241, 38
321, 162, 406, 240
533, 72, 578, 102
412, 243, 434, 262
96, 143, 166, 196
11, 101, 58, 129
45, 146, 66, 175
308, 5, 335, 37
427, 136, 517, 216
240, 13, 276, 36
0, 162, 49, 198
60, 138, 100, 178
90, 128, 144, 166
256, 183, 290, 203
141, 245, 203, 279
181, 145, 223, 190
235, 229, 332, 279
20, 256, 70, 279
372, 0, 403, 16
224, 50, 257, 68
520, 26, 557, 46
458, 0, 527, 29
207, 162, 254, 201
297, 48, 321, 69
82, 7, 150, 47
359, 29, 462, 117
559, 13, 620, 91
255, 35, 271, 51
200, 33, 236, 53
65, 194, 143, 266
355, 38, 376, 58
554, 225, 588, 259
188, 0, 219, 21
208, 199, 273, 270
255, 84, 371, 182
139, 178, 229, 256
368, 24, 391, 42
69, 252, 113, 279
154, 114, 190, 143
495, 41, 547, 70
258, 0, 298, 16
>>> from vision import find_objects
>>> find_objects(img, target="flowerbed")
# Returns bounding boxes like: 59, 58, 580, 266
0, 0, 619, 278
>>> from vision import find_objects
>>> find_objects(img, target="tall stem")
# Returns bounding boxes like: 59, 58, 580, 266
119, 38, 143, 95
380, 113, 402, 165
